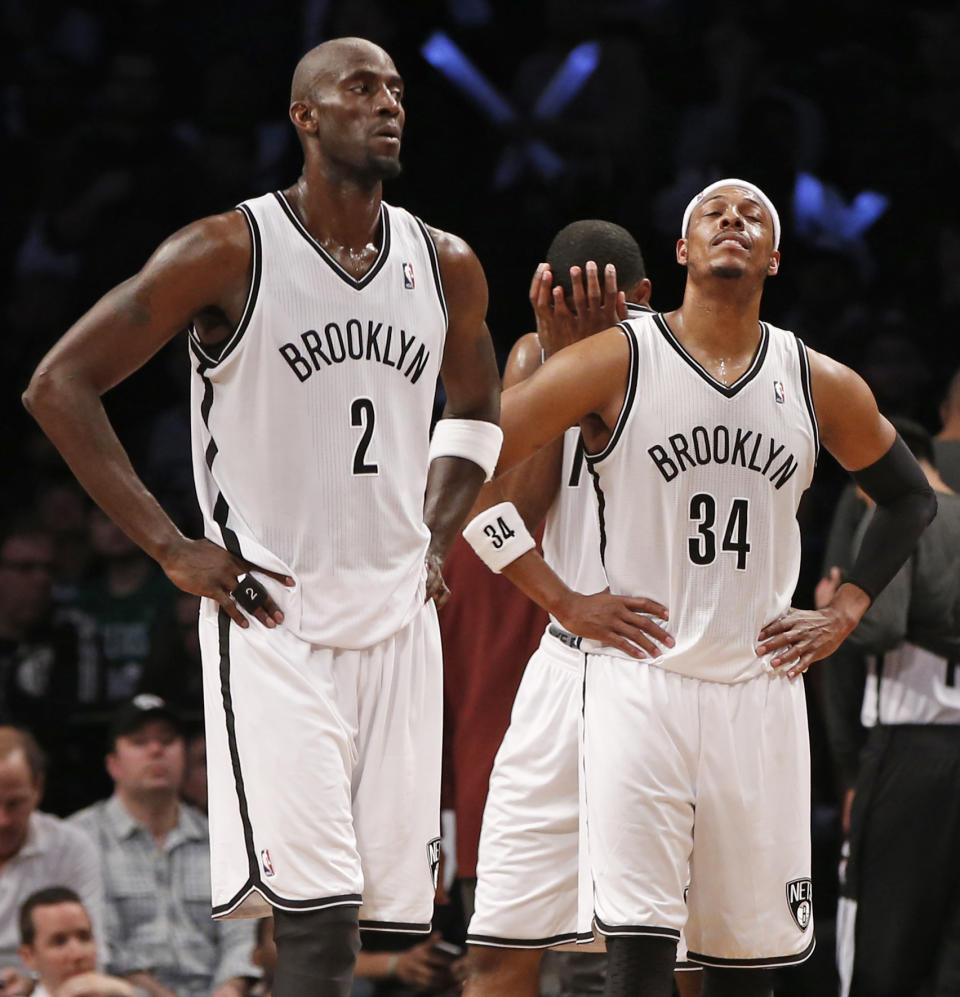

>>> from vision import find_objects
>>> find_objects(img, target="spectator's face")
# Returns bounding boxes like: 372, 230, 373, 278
0, 749, 42, 861
108, 720, 185, 797
0, 535, 55, 630
19, 902, 97, 989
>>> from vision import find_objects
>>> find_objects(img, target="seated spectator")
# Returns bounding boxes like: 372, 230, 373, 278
18, 886, 139, 997
0, 728, 104, 989
75, 512, 177, 703
69, 695, 258, 997
0, 520, 103, 813
180, 728, 207, 814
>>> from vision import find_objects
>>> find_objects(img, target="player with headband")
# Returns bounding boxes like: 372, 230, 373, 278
486, 178, 935, 996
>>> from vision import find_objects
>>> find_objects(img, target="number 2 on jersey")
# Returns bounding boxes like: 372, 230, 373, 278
688, 493, 750, 570
351, 398, 378, 475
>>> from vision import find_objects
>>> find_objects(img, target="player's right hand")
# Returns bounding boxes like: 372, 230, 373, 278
530, 260, 626, 357
555, 589, 673, 659
160, 537, 294, 630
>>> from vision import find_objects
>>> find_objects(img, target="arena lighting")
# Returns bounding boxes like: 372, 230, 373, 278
793, 172, 889, 243
533, 41, 601, 119
421, 31, 601, 186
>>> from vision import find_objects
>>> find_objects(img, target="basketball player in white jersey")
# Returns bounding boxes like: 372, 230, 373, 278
490, 180, 936, 997
23, 38, 501, 997
460, 221, 693, 997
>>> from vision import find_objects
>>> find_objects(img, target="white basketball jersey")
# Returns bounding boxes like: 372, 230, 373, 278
586, 312, 818, 683
189, 192, 447, 648
540, 305, 652, 626
541, 428, 607, 625
862, 642, 960, 725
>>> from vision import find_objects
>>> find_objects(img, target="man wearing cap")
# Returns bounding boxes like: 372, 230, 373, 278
69, 695, 258, 997
493, 179, 936, 995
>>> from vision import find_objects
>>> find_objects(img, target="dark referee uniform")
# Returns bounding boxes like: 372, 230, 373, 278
836, 490, 960, 997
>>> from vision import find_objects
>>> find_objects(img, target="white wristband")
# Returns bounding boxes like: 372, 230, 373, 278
462, 502, 535, 573
428, 419, 503, 482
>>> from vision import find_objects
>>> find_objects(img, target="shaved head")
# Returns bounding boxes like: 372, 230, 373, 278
291, 38, 396, 103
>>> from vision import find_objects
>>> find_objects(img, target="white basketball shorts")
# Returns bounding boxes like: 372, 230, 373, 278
199, 595, 442, 930
583, 655, 814, 967
468, 627, 590, 948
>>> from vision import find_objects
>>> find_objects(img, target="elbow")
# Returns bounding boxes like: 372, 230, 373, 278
22, 367, 53, 424
22, 364, 69, 427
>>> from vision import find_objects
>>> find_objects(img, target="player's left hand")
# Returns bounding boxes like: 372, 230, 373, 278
425, 550, 450, 608
756, 605, 858, 679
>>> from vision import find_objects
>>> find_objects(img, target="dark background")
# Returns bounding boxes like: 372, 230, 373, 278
4, 2, 959, 988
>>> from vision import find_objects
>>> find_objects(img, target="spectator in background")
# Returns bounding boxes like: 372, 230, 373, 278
69, 695, 258, 997
0, 729, 104, 993
0, 520, 102, 812
18, 886, 139, 997
180, 728, 207, 814
936, 365, 960, 488
75, 511, 177, 705
819, 419, 960, 995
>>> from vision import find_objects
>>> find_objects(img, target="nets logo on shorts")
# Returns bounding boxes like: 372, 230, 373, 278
786, 878, 812, 931
260, 849, 275, 878
426, 837, 441, 890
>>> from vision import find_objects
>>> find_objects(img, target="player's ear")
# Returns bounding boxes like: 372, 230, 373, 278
676, 239, 688, 266
289, 101, 317, 135
627, 278, 653, 306
767, 250, 780, 276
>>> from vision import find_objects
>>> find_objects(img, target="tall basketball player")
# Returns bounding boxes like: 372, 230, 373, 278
23, 38, 501, 997
491, 180, 936, 997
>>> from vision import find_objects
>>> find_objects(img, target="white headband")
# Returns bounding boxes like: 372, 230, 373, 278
681, 178, 781, 250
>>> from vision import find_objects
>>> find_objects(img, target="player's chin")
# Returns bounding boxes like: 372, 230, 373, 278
709, 262, 746, 280
368, 154, 403, 181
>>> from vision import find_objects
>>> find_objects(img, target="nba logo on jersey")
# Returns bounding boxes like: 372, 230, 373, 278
786, 878, 812, 930
426, 837, 441, 890
260, 849, 275, 877
402, 261, 415, 289
774, 379, 786, 404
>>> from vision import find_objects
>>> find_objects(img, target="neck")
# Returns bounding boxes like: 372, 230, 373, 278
671, 276, 764, 352
285, 162, 383, 250
117, 789, 179, 846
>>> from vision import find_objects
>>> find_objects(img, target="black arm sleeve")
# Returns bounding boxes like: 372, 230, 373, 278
846, 435, 938, 602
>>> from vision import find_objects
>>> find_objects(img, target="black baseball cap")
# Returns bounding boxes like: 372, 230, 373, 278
109, 694, 185, 744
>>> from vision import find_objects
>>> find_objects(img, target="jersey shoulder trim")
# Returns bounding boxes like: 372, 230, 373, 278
584, 320, 639, 465
271, 191, 392, 290
794, 335, 821, 461
653, 313, 769, 398
188, 204, 262, 370
413, 216, 449, 331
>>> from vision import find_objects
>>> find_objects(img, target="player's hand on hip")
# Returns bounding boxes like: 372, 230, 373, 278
530, 261, 624, 358
556, 589, 673, 659
160, 537, 294, 629
756, 605, 857, 679
424, 550, 450, 609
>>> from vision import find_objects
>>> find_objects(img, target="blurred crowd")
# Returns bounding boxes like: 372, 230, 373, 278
3, 0, 960, 994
